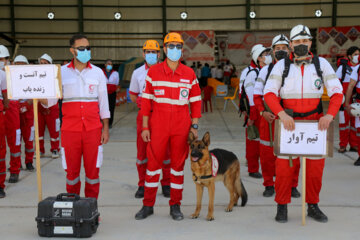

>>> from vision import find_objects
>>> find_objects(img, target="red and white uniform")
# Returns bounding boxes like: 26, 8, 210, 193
38, 102, 60, 154
0, 70, 7, 188
129, 64, 170, 187
141, 61, 201, 207
48, 60, 110, 199
336, 62, 358, 149
264, 53, 343, 205
254, 64, 300, 188
244, 63, 261, 173
19, 100, 34, 164
103, 69, 119, 95
349, 65, 360, 157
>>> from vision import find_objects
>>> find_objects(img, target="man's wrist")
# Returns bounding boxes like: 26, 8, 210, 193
191, 124, 199, 130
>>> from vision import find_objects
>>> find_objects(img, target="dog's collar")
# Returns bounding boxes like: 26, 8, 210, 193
193, 173, 212, 182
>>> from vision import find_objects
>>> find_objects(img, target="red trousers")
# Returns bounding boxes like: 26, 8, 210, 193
5, 101, 21, 174
143, 109, 191, 207
246, 117, 260, 173
38, 104, 60, 153
275, 112, 325, 205
275, 158, 324, 204
20, 104, 34, 164
61, 127, 102, 199
338, 109, 357, 148
136, 111, 170, 187
259, 117, 299, 187
0, 111, 6, 189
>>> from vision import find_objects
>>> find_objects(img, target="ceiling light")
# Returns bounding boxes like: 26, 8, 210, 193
315, 9, 322, 17
47, 12, 55, 20
114, 12, 122, 20
249, 11, 256, 19
180, 11, 188, 20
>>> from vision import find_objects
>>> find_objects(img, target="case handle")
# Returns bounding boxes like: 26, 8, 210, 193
56, 193, 80, 201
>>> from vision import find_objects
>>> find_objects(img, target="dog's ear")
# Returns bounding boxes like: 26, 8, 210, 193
202, 132, 210, 146
188, 131, 196, 145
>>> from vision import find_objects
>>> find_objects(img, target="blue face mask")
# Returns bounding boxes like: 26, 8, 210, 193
76, 49, 91, 63
145, 53, 158, 65
106, 65, 113, 71
166, 48, 182, 62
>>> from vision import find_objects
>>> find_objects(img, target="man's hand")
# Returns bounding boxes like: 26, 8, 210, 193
142, 130, 151, 142
345, 104, 355, 117
263, 111, 276, 123
318, 114, 333, 131
190, 128, 198, 139
101, 128, 109, 144
278, 111, 295, 131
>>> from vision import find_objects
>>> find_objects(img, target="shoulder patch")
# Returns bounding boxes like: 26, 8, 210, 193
211, 153, 219, 177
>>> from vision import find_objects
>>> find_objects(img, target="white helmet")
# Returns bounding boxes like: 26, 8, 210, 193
351, 103, 360, 117
0, 45, 10, 58
250, 44, 267, 63
14, 55, 29, 64
290, 24, 312, 41
272, 34, 289, 48
39, 53, 53, 64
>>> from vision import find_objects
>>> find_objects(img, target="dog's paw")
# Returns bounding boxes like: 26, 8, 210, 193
225, 207, 233, 212
190, 213, 199, 219
206, 215, 215, 221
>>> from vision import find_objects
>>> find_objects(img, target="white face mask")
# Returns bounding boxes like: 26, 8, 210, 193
264, 55, 272, 65
353, 55, 359, 64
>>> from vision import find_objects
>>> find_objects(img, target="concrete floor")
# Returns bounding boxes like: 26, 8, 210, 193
0, 99, 359, 240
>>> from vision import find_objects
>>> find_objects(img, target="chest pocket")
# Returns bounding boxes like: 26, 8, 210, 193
62, 78, 77, 99
84, 78, 99, 96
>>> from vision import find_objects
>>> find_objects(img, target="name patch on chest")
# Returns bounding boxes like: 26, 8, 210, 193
211, 153, 219, 177
154, 89, 165, 96
179, 88, 189, 100
180, 79, 191, 83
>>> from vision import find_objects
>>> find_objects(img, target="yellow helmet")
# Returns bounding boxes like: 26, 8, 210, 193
164, 32, 184, 44
143, 40, 160, 51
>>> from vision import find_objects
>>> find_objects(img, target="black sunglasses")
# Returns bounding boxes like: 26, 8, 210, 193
73, 46, 91, 51
167, 44, 183, 50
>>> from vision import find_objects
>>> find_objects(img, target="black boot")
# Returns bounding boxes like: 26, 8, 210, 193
135, 186, 144, 198
291, 187, 301, 198
275, 204, 288, 223
135, 206, 154, 220
263, 186, 275, 197
162, 185, 170, 198
0, 188, 5, 198
249, 172, 262, 179
8, 173, 19, 183
307, 204, 328, 223
26, 163, 35, 171
170, 204, 184, 221
354, 158, 360, 166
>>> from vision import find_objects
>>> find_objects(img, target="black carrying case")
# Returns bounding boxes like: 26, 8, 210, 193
35, 193, 100, 238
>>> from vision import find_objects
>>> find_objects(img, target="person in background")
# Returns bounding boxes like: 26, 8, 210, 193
200, 63, 211, 88
216, 64, 224, 81
102, 59, 119, 129
223, 60, 233, 85
196, 63, 202, 81
210, 65, 216, 78
38, 53, 60, 159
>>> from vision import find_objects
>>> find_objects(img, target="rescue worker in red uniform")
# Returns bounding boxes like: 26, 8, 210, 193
129, 40, 170, 199
243, 44, 271, 178
264, 25, 343, 223
336, 46, 359, 153
38, 53, 60, 159
47, 34, 110, 199
344, 60, 360, 166
254, 35, 301, 198
135, 32, 202, 220
0, 45, 9, 197
102, 59, 119, 128
13, 56, 35, 172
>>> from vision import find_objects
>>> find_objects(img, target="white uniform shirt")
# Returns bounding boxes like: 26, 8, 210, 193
254, 64, 272, 97
106, 71, 119, 85
244, 68, 260, 107
336, 64, 359, 83
264, 57, 343, 99
129, 64, 148, 97
350, 65, 360, 88
0, 70, 6, 100
239, 66, 254, 94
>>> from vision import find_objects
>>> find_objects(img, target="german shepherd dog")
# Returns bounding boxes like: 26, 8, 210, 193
188, 131, 248, 221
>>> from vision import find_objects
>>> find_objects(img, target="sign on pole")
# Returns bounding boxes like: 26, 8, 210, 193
5, 64, 62, 202
274, 120, 334, 225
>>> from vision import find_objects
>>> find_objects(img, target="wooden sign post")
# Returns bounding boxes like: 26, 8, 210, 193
274, 120, 333, 226
5, 64, 62, 202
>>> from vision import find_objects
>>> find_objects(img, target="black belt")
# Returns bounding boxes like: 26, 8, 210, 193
284, 100, 323, 118
193, 174, 212, 182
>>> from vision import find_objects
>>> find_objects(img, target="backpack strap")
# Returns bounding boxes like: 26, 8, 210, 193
281, 57, 291, 87
264, 63, 274, 84
246, 68, 259, 78
339, 59, 349, 83
312, 55, 324, 89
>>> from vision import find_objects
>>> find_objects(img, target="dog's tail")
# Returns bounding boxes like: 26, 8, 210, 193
240, 180, 248, 207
